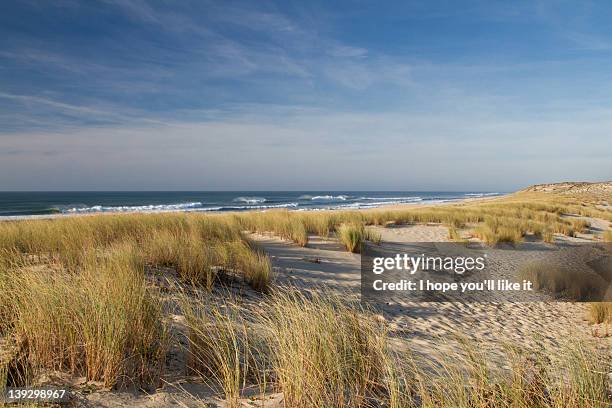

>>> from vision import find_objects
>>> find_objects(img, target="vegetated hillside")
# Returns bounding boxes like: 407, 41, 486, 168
521, 181, 612, 200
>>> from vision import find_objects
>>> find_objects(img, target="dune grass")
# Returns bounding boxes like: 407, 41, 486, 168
181, 293, 267, 408
0, 213, 272, 390
588, 302, 612, 324
336, 223, 382, 253
1, 242, 168, 388
178, 287, 392, 407
519, 262, 608, 301
406, 338, 610, 408
178, 288, 611, 407
172, 191, 611, 250
447, 225, 461, 241
0, 213, 271, 292
2, 189, 593, 256
543, 229, 555, 243
1, 190, 611, 402
263, 289, 390, 407
233, 211, 309, 246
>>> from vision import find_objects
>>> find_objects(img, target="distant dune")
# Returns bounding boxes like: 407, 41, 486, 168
521, 181, 612, 198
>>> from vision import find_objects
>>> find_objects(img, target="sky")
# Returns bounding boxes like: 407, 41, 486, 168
0, 0, 611, 191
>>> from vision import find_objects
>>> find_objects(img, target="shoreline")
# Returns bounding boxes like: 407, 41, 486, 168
0, 194, 509, 222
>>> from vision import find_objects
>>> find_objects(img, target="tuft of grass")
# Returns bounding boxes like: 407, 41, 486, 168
336, 223, 381, 252
364, 228, 382, 245
234, 211, 309, 246
543, 229, 554, 243
262, 289, 388, 407
588, 302, 612, 324
519, 262, 607, 301
336, 223, 363, 253
473, 224, 523, 245
228, 240, 272, 292
300, 213, 334, 238
2, 241, 168, 388
604, 230, 612, 242
181, 294, 266, 407
448, 225, 463, 241
496, 226, 524, 244
412, 338, 610, 408
570, 219, 590, 234
287, 218, 309, 247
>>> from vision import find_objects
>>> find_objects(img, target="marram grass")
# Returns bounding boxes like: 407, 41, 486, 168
1, 241, 168, 388
336, 223, 382, 253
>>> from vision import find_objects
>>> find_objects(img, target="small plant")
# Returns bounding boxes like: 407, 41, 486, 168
262, 289, 388, 407
336, 223, 380, 252
570, 219, 589, 234
412, 338, 610, 408
3, 242, 168, 389
519, 262, 607, 301
448, 226, 462, 241
588, 302, 612, 324
336, 223, 363, 253
542, 229, 554, 243
288, 218, 309, 247
364, 228, 382, 245
181, 295, 265, 407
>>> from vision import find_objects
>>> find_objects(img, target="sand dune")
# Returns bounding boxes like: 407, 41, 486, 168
251, 225, 611, 375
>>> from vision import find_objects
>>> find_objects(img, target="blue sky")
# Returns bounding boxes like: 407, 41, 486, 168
0, 0, 611, 191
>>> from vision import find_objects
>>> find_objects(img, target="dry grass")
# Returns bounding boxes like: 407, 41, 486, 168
447, 225, 462, 241
407, 338, 610, 408
519, 262, 608, 301
0, 213, 272, 391
588, 302, 612, 324
3, 190, 606, 255
1, 189, 611, 403
180, 287, 392, 407
234, 211, 309, 246
1, 242, 168, 388
473, 224, 523, 245
0, 213, 271, 292
604, 230, 612, 242
263, 289, 389, 407
178, 287, 611, 408
181, 294, 267, 407
543, 229, 555, 243
336, 223, 381, 253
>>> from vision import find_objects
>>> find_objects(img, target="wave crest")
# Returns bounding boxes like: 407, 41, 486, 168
64, 202, 203, 213
464, 193, 500, 197
195, 203, 298, 211
310, 195, 348, 201
232, 196, 267, 204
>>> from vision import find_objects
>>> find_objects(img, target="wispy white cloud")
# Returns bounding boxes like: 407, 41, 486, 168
1, 1, 611, 189
0, 92, 170, 127
1, 105, 610, 190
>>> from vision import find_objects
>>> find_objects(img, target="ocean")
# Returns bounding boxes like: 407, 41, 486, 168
0, 191, 502, 217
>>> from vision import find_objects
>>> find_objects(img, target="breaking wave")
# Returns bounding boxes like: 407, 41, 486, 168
232, 196, 267, 204
464, 193, 500, 197
357, 196, 423, 202
64, 202, 203, 214
62, 201, 299, 214
194, 203, 298, 211
309, 195, 349, 201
